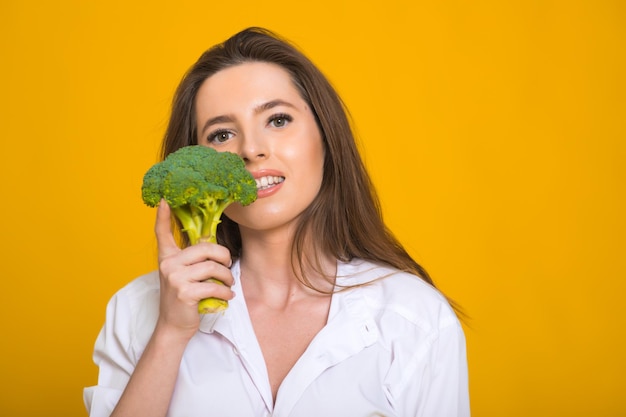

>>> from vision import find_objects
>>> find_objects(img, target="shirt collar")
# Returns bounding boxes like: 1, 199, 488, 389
198, 258, 383, 343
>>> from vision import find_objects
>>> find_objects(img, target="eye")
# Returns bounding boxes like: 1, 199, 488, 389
268, 113, 292, 128
207, 129, 234, 144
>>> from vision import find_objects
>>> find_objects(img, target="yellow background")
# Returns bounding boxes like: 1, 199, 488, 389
1, 0, 624, 416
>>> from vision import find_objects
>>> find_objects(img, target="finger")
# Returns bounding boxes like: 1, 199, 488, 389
176, 260, 235, 287
155, 200, 179, 260
174, 242, 233, 268
162, 269, 235, 308
189, 279, 236, 303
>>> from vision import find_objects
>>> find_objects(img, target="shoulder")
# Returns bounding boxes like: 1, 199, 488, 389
111, 270, 160, 306
337, 259, 459, 334
103, 271, 161, 352
108, 270, 160, 317
337, 261, 470, 413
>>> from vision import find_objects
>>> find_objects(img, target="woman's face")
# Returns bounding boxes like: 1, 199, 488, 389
195, 62, 325, 235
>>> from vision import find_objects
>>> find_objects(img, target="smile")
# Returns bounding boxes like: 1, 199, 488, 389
255, 175, 285, 191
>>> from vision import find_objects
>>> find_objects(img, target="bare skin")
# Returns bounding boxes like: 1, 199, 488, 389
238, 229, 335, 400
247, 286, 332, 400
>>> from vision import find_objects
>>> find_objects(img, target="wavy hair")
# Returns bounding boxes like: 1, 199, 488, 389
161, 27, 447, 301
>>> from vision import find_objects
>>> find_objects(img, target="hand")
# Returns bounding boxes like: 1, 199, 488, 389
154, 200, 235, 339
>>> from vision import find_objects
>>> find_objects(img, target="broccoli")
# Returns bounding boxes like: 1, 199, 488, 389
141, 145, 257, 314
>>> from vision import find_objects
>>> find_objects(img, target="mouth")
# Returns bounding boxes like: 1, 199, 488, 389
255, 175, 285, 191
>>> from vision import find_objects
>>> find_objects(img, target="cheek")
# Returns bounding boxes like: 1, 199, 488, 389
222, 203, 255, 228
288, 134, 325, 178
309, 144, 326, 185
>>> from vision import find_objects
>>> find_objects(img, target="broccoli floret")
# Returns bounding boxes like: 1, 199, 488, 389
141, 145, 257, 313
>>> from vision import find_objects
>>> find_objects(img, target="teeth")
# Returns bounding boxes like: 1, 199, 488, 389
255, 176, 285, 190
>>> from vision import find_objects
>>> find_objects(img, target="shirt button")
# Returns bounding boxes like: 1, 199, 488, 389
233, 347, 240, 355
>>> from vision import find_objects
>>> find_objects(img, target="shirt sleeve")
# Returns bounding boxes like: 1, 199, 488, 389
83, 292, 138, 417
386, 317, 471, 417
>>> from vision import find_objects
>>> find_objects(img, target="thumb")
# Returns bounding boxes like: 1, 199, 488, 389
155, 199, 179, 260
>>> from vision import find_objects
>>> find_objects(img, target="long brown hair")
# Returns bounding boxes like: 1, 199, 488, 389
162, 27, 446, 300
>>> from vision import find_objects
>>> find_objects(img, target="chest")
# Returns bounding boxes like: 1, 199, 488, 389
170, 329, 395, 417
247, 298, 331, 401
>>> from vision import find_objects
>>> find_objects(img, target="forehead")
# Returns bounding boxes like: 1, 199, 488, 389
196, 62, 301, 106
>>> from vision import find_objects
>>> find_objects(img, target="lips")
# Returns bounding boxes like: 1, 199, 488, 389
252, 169, 285, 197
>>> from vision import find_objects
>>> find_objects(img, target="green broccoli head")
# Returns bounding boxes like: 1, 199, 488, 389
141, 145, 257, 244
141, 146, 257, 314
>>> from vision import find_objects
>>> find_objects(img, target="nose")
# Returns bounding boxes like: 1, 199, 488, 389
238, 129, 268, 163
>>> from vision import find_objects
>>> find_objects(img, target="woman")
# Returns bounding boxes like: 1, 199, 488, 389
84, 27, 470, 417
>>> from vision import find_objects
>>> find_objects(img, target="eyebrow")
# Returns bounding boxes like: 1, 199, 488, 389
200, 115, 234, 135
200, 99, 297, 135
253, 99, 296, 114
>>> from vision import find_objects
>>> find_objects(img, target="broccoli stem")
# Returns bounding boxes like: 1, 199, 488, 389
173, 202, 232, 314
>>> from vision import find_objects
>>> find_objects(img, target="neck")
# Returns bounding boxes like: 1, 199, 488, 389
238, 226, 336, 308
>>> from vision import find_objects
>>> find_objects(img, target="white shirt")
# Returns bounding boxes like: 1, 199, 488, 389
84, 259, 470, 417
